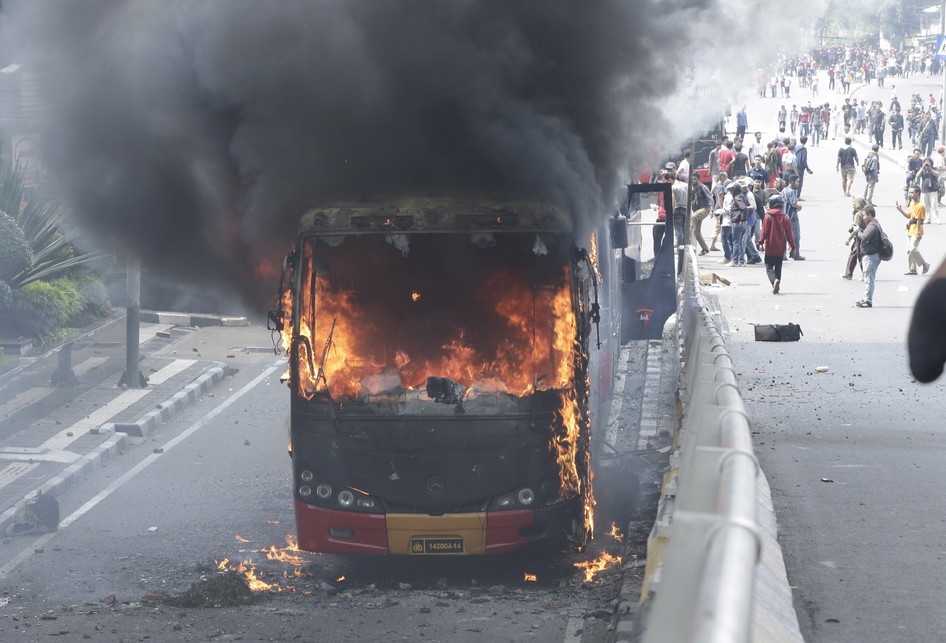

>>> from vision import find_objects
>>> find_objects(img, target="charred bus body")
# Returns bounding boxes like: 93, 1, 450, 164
271, 197, 627, 555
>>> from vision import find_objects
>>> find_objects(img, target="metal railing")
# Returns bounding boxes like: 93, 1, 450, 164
640, 246, 762, 643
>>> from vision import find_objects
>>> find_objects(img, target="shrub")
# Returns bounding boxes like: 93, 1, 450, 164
10, 279, 83, 340
56, 272, 111, 325
0, 211, 32, 283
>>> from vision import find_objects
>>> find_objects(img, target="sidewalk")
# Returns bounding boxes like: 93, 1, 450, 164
0, 312, 254, 535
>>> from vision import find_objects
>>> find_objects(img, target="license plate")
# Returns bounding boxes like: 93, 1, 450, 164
409, 537, 464, 554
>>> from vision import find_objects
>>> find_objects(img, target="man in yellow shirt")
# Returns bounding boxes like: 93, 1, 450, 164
896, 186, 931, 275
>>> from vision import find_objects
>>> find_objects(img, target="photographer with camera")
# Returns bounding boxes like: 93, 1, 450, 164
896, 185, 930, 276
917, 156, 940, 224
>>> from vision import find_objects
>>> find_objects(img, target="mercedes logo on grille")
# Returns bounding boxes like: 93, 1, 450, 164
426, 475, 446, 494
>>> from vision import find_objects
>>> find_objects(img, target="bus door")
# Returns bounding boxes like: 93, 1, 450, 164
620, 183, 677, 341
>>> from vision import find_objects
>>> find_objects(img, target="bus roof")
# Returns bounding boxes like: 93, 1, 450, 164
298, 196, 574, 236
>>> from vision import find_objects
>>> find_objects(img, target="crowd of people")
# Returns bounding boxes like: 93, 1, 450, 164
660, 42, 946, 308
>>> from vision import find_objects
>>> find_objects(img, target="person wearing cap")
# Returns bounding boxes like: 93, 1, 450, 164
668, 170, 688, 249
758, 194, 796, 294
917, 156, 940, 224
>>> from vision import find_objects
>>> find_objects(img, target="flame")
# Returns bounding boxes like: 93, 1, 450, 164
336, 576, 346, 582
215, 558, 276, 592
588, 233, 602, 284
523, 573, 537, 582
214, 534, 312, 593
262, 534, 307, 566
574, 552, 622, 583
235, 535, 250, 543
288, 238, 579, 401
606, 522, 624, 543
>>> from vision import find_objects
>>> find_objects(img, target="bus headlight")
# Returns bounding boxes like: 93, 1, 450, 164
517, 488, 535, 506
315, 483, 332, 499
357, 497, 376, 509
300, 470, 314, 482
299, 485, 312, 497
338, 490, 355, 507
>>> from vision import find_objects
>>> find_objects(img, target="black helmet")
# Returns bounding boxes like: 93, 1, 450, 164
767, 194, 784, 209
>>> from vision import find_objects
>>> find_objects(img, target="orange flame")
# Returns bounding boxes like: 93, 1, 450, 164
289, 241, 579, 401
336, 576, 346, 582
262, 534, 307, 566
215, 534, 312, 593
523, 573, 537, 582
589, 233, 602, 285
606, 522, 624, 543
235, 535, 250, 543
215, 558, 276, 592
574, 552, 622, 583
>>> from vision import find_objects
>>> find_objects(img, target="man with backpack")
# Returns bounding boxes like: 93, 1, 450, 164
896, 186, 931, 276
758, 194, 796, 294
728, 183, 751, 266
856, 205, 885, 308
862, 144, 880, 203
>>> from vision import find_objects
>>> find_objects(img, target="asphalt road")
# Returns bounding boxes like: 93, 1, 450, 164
716, 72, 946, 642
0, 324, 648, 642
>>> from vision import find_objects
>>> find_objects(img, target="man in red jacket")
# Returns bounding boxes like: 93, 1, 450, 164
758, 194, 797, 294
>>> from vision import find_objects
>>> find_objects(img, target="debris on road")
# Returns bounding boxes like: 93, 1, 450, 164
162, 571, 257, 608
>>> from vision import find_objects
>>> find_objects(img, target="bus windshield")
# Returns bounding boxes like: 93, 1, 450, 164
292, 232, 576, 416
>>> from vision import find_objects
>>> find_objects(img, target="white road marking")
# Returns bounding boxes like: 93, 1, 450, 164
0, 363, 280, 580
0, 357, 110, 423
40, 359, 194, 451
0, 448, 80, 464
0, 462, 39, 488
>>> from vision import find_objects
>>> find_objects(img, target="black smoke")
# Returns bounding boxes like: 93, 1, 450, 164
0, 1, 825, 309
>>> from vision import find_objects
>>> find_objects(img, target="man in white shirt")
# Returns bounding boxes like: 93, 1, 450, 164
749, 132, 766, 162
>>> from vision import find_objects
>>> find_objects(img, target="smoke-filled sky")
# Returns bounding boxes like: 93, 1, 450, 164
0, 1, 828, 310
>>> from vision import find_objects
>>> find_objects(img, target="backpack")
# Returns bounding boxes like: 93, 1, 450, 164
862, 154, 877, 176
879, 229, 894, 261
731, 192, 750, 224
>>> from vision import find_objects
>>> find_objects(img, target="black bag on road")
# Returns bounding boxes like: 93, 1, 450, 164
754, 323, 803, 342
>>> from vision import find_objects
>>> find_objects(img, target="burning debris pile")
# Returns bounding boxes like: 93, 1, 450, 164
163, 534, 316, 606
162, 571, 257, 608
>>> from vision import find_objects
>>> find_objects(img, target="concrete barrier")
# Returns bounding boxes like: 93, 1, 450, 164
632, 247, 803, 643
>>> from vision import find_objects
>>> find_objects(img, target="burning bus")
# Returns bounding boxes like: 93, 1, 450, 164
270, 196, 633, 555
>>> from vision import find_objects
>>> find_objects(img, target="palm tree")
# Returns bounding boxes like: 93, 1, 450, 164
0, 165, 105, 288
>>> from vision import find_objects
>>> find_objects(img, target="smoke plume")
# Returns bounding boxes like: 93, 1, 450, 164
0, 1, 828, 309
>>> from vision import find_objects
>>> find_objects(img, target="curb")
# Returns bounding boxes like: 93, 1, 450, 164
139, 310, 249, 327
113, 364, 227, 437
0, 362, 229, 536
0, 432, 128, 537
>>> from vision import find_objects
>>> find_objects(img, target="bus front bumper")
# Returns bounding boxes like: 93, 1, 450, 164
293, 498, 579, 555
